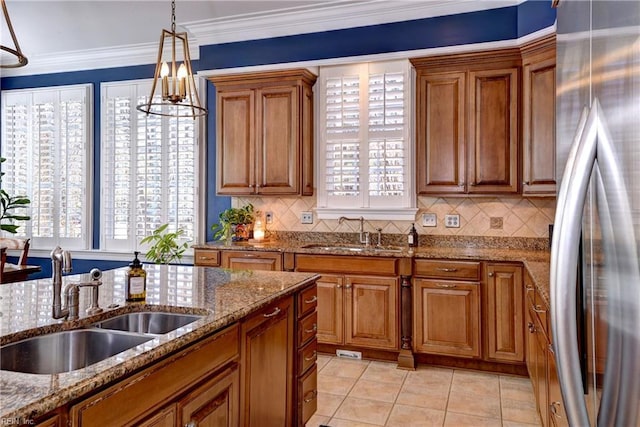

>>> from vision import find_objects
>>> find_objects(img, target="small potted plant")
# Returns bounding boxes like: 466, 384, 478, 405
211, 203, 256, 244
140, 223, 189, 264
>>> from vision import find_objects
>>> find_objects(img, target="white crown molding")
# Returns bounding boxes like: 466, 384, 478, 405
186, 0, 519, 46
2, 0, 530, 78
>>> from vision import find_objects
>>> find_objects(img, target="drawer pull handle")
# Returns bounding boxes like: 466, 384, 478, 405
525, 286, 534, 293
304, 295, 318, 304
243, 254, 257, 258
263, 307, 282, 318
550, 402, 562, 418
533, 304, 547, 314
303, 390, 318, 403
435, 283, 456, 289
305, 323, 318, 334
437, 267, 458, 272
304, 351, 317, 361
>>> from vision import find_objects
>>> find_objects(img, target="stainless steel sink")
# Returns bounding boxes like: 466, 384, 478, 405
93, 312, 203, 335
301, 243, 403, 253
0, 329, 153, 374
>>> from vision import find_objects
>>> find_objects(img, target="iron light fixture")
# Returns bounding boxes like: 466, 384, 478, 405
137, 0, 206, 118
1, 0, 28, 68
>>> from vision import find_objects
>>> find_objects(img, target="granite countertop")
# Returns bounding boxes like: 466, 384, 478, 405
193, 235, 551, 304
0, 265, 318, 421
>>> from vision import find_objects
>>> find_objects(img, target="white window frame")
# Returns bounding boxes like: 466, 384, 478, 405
1, 84, 93, 250
316, 60, 417, 220
100, 79, 199, 254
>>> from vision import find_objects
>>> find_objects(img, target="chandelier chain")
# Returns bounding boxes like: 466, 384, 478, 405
171, 0, 176, 33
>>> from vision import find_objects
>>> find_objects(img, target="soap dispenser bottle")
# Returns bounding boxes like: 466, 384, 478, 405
408, 223, 419, 248
126, 251, 146, 302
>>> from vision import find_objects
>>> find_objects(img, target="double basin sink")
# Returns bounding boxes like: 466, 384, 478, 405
1, 312, 203, 375
301, 243, 404, 253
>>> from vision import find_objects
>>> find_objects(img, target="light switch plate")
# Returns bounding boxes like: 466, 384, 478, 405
445, 214, 460, 228
301, 211, 313, 224
421, 213, 437, 227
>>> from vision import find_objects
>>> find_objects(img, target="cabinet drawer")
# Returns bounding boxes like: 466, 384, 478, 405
414, 259, 481, 280
298, 285, 317, 319
194, 249, 221, 267
296, 254, 399, 276
221, 250, 283, 271
299, 365, 318, 426
298, 311, 318, 347
298, 338, 317, 375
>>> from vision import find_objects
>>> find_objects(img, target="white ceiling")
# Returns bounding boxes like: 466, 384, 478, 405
1, 0, 520, 75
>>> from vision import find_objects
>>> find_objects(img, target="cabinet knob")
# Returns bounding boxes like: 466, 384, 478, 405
345, 284, 352, 289
528, 322, 536, 333
336, 284, 342, 289
523, 181, 530, 186
488, 272, 494, 277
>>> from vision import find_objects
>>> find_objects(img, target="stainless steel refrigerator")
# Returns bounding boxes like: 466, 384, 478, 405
552, 0, 640, 425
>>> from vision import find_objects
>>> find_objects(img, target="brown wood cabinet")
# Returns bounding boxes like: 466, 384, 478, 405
221, 250, 283, 271
412, 49, 521, 195
193, 248, 283, 271
525, 271, 568, 427
294, 284, 319, 426
521, 35, 557, 195
295, 254, 400, 351
413, 277, 481, 358
69, 324, 239, 426
412, 259, 482, 358
240, 296, 294, 426
484, 263, 524, 363
210, 69, 316, 196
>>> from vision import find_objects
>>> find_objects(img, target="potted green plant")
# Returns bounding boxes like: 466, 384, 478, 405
211, 203, 256, 243
140, 223, 189, 264
0, 157, 31, 234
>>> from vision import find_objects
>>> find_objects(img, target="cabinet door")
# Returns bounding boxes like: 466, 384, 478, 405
547, 347, 569, 427
216, 89, 255, 195
178, 364, 240, 427
468, 67, 519, 194
413, 278, 481, 358
534, 308, 550, 427
221, 251, 283, 271
522, 43, 556, 195
344, 275, 398, 350
255, 86, 300, 195
316, 274, 344, 345
416, 71, 466, 194
241, 297, 294, 427
485, 263, 524, 362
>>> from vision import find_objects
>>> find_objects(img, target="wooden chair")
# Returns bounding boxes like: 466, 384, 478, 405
0, 237, 30, 266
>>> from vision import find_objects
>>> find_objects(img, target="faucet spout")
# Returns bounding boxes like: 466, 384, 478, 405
337, 216, 369, 246
51, 246, 72, 320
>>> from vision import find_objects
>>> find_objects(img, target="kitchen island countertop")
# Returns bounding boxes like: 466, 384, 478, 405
0, 265, 318, 421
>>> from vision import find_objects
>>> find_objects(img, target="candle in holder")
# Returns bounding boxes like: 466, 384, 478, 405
160, 62, 170, 100
177, 63, 187, 99
253, 220, 265, 241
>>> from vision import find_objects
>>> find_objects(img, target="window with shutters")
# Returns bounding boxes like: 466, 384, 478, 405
1, 85, 92, 250
101, 80, 197, 253
317, 60, 416, 220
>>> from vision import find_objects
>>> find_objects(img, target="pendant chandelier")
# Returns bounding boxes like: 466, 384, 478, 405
1, 0, 28, 68
137, 0, 207, 118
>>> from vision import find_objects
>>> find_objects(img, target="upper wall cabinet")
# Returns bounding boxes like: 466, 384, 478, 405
210, 69, 317, 196
412, 49, 521, 195
521, 35, 557, 196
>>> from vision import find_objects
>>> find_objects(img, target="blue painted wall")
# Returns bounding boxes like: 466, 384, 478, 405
1, 1, 555, 277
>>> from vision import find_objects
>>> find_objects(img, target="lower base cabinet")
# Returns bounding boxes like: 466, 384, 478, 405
69, 325, 240, 426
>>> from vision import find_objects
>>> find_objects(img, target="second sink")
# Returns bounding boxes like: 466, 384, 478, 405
93, 312, 203, 335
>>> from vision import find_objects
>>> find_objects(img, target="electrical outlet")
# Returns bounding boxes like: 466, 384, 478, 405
301, 211, 313, 224
421, 213, 437, 227
445, 214, 460, 228
265, 212, 273, 224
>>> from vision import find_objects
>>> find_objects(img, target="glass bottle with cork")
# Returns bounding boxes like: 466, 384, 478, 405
126, 251, 147, 302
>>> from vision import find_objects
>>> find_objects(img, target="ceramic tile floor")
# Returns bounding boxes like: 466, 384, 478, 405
306, 354, 542, 427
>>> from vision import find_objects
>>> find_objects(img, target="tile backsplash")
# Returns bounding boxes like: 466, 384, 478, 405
233, 196, 556, 239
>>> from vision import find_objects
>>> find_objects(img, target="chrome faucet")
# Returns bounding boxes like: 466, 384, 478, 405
51, 247, 103, 321
338, 216, 370, 246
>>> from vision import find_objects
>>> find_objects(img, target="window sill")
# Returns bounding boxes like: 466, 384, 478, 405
316, 207, 418, 221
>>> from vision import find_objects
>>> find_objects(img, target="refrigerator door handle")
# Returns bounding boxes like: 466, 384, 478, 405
550, 102, 599, 426
593, 104, 640, 427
